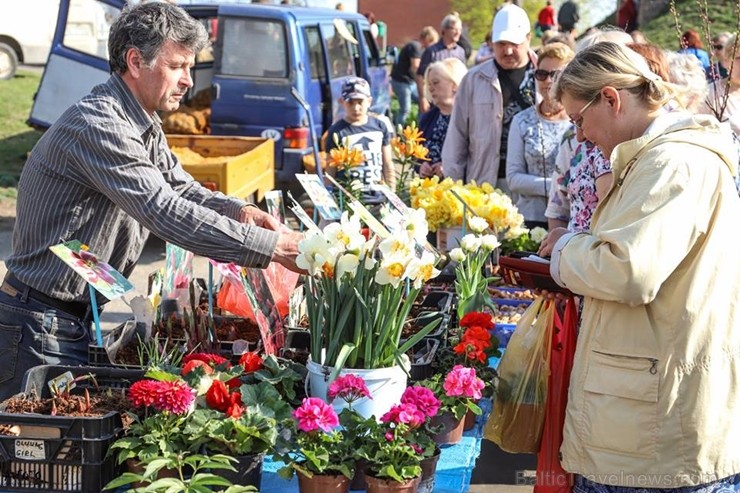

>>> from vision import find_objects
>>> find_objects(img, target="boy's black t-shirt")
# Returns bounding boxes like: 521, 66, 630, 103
325, 116, 390, 192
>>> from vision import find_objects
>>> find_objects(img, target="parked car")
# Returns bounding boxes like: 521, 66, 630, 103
30, 0, 391, 194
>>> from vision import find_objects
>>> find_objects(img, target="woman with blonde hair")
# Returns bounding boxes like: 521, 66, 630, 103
540, 41, 740, 493
417, 57, 468, 177
506, 42, 575, 228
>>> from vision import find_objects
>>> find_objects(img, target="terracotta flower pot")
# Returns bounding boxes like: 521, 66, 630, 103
297, 471, 350, 493
430, 410, 465, 445
364, 474, 421, 493
463, 406, 478, 431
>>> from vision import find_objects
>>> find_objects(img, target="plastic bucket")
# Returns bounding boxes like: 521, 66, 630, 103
306, 358, 409, 419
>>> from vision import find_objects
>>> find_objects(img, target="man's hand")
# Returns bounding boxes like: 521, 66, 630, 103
272, 229, 306, 274
538, 227, 568, 257
239, 205, 280, 231
419, 162, 443, 178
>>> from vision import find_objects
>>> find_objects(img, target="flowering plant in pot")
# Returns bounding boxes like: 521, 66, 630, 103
274, 397, 355, 492
297, 211, 440, 371
448, 216, 501, 319
447, 311, 500, 398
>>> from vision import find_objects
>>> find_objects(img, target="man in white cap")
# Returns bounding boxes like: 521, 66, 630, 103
442, 3, 537, 193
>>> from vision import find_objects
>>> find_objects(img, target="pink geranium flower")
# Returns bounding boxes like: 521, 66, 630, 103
380, 403, 425, 428
327, 374, 372, 404
400, 386, 440, 418
293, 397, 340, 433
443, 365, 485, 401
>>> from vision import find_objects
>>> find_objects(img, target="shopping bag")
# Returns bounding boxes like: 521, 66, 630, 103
535, 296, 577, 493
485, 296, 555, 453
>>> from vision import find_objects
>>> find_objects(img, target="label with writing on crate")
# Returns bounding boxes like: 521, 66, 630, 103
14, 439, 45, 460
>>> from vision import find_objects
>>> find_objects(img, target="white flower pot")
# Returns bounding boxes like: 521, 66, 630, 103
305, 357, 409, 420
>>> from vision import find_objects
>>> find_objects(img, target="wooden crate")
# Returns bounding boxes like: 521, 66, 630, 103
168, 135, 275, 202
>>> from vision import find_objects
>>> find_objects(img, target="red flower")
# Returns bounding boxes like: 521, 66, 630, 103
462, 326, 492, 346
239, 352, 264, 373
182, 359, 214, 376
226, 377, 242, 389
205, 380, 231, 411
128, 379, 195, 414
459, 312, 493, 330
182, 353, 230, 368
226, 392, 244, 419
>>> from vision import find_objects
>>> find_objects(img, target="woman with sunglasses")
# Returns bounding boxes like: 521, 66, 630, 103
541, 41, 740, 493
505, 42, 574, 229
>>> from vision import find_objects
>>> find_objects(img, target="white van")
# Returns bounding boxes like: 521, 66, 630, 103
0, 0, 109, 79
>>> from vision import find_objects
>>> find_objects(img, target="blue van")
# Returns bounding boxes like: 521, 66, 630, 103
29, 0, 391, 192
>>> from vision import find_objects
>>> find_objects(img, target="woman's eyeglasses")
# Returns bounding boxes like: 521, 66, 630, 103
569, 94, 599, 129
713, 44, 725, 51
534, 69, 561, 81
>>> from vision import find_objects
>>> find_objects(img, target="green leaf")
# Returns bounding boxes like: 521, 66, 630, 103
103, 472, 144, 490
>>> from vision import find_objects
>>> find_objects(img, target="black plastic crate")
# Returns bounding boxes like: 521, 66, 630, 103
408, 339, 440, 382
406, 311, 449, 340
0, 366, 144, 492
419, 291, 454, 315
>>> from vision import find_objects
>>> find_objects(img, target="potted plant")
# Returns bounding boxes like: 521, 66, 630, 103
419, 365, 485, 445
274, 397, 355, 493
448, 216, 501, 319
297, 211, 441, 418
104, 452, 256, 493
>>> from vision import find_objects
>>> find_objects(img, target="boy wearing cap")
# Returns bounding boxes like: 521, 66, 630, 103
442, 3, 537, 194
325, 77, 395, 200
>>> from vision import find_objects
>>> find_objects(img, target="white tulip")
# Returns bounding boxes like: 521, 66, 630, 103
449, 247, 466, 262
481, 234, 501, 251
467, 216, 489, 234
460, 234, 482, 253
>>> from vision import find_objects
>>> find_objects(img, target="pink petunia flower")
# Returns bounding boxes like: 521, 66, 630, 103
293, 397, 340, 433
443, 365, 485, 401
400, 386, 440, 418
327, 374, 372, 404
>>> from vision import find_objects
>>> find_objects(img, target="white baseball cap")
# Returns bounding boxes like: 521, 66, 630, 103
492, 4, 531, 44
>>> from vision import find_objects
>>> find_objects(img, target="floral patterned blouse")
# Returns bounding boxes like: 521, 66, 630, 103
546, 132, 612, 232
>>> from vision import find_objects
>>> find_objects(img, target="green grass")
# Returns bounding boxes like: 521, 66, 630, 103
639, 0, 740, 50
0, 69, 43, 189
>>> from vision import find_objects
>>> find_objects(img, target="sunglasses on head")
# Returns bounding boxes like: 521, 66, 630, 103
534, 69, 560, 81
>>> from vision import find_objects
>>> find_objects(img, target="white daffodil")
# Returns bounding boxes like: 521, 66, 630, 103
530, 227, 548, 244
467, 216, 489, 234
296, 231, 335, 275
336, 253, 360, 279
405, 252, 440, 288
460, 234, 482, 253
449, 247, 466, 262
402, 207, 429, 244
481, 234, 501, 251
379, 232, 414, 261
374, 256, 408, 288
323, 212, 365, 254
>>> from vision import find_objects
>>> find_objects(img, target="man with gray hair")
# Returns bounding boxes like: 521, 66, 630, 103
416, 13, 467, 114
0, 1, 303, 401
442, 3, 537, 191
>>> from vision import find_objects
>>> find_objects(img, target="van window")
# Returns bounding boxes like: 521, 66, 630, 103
323, 24, 356, 79
304, 26, 326, 80
361, 29, 380, 67
220, 17, 288, 78
63, 0, 118, 59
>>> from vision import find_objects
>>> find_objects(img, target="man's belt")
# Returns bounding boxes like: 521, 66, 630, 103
2, 272, 91, 320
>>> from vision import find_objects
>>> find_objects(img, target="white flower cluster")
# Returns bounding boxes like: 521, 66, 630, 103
296, 212, 439, 289
448, 227, 501, 263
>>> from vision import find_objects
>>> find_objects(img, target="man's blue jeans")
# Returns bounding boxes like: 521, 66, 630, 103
0, 288, 89, 401
391, 78, 418, 126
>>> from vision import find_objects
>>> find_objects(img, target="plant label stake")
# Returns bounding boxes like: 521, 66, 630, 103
49, 240, 135, 347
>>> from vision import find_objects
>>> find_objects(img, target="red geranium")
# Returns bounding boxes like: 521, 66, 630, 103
239, 352, 264, 373
459, 312, 494, 330
225, 392, 244, 419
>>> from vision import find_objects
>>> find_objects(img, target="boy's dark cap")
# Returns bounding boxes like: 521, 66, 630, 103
341, 77, 371, 100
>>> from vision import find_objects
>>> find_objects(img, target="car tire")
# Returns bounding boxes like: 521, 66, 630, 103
0, 42, 19, 80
